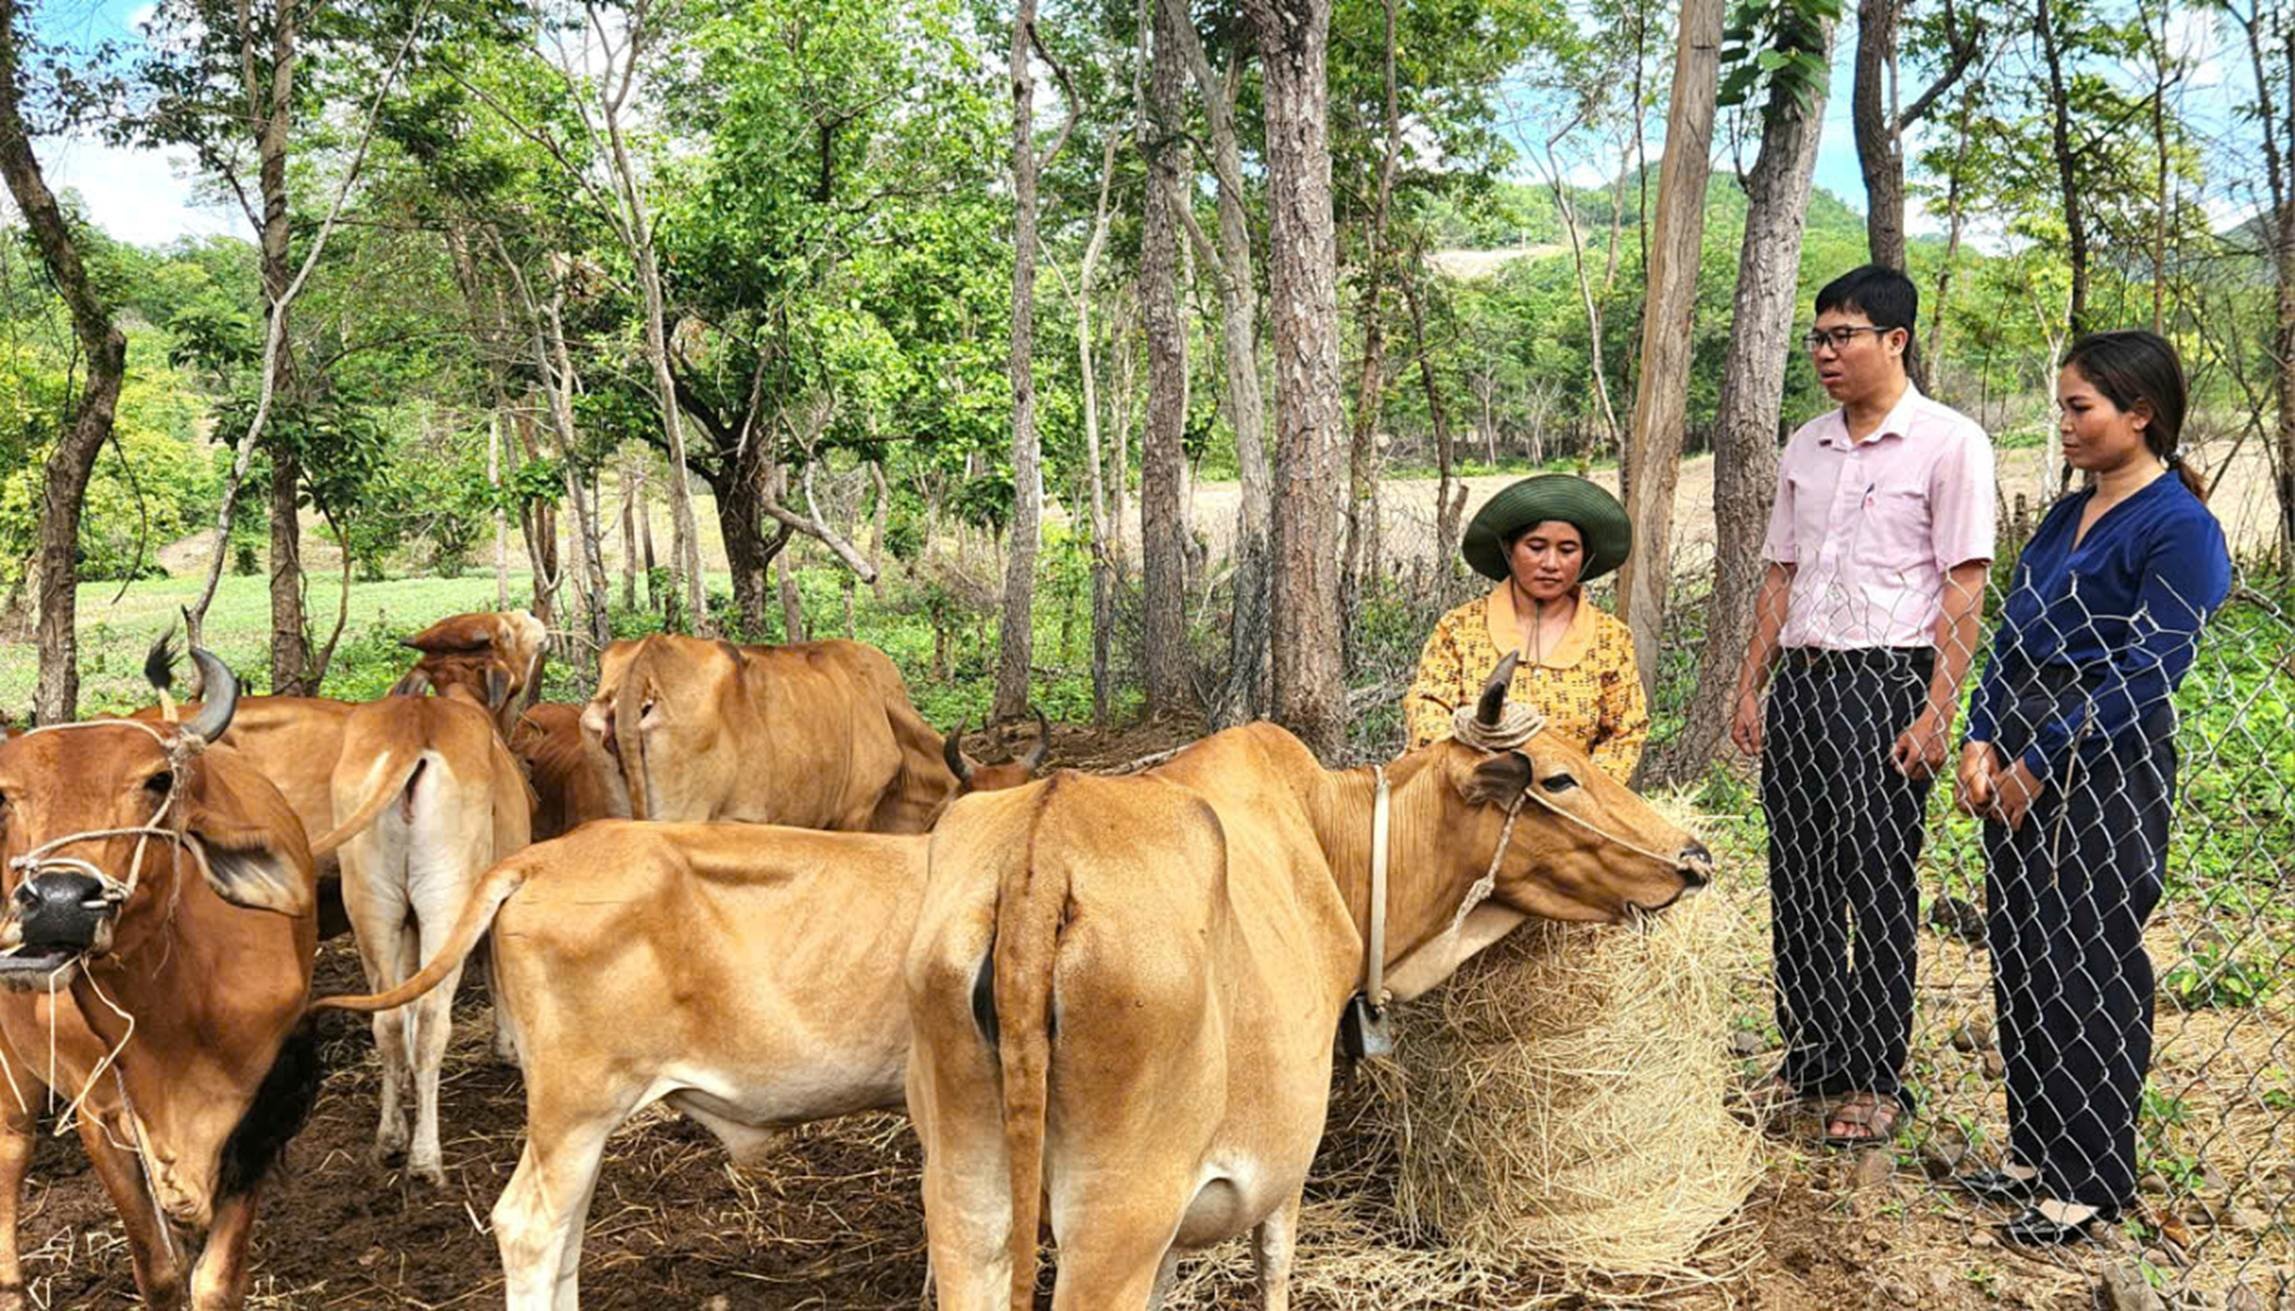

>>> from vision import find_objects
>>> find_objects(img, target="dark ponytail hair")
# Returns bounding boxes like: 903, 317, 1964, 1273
2061, 330, 2205, 500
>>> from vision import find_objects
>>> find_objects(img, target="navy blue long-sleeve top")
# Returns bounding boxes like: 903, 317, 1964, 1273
1966, 473, 2232, 777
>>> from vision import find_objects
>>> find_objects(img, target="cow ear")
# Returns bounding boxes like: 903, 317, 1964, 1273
485, 666, 514, 711
1458, 750, 1533, 807
200, 839, 312, 917
404, 614, 498, 656
188, 756, 314, 918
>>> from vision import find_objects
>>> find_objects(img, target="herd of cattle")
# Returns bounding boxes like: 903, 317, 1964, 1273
0, 612, 1713, 1310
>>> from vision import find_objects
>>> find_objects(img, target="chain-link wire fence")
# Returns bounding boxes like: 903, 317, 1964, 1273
1311, 467, 2294, 1306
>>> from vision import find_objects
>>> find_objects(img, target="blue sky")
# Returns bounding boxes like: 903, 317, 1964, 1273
16, 0, 2255, 249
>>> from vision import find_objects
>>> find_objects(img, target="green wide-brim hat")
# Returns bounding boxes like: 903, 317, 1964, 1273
1461, 475, 1633, 583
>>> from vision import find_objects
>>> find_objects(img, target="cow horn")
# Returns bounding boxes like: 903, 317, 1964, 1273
942, 719, 974, 785
1475, 651, 1521, 727
181, 647, 240, 743
1023, 706, 1051, 772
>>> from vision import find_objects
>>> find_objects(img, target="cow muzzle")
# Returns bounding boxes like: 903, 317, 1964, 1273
0, 871, 121, 987
1679, 841, 1714, 888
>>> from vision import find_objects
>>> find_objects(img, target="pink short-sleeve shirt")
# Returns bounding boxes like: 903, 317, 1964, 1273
1761, 385, 1996, 651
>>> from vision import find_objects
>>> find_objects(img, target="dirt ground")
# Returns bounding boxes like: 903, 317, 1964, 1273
9, 719, 2290, 1309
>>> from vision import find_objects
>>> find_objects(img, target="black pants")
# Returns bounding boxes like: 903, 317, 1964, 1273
1984, 685, 2175, 1214
1762, 648, 1935, 1102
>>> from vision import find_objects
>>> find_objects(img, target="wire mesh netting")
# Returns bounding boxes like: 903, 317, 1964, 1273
1325, 469, 2294, 1305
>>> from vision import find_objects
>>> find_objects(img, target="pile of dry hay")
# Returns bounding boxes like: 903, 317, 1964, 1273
1381, 889, 1764, 1276
1168, 865, 1765, 1308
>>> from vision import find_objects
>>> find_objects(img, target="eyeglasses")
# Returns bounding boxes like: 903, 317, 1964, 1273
1804, 325, 1892, 353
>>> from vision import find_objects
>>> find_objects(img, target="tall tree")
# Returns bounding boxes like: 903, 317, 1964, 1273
1245, 0, 1347, 758
1163, 0, 1272, 727
1850, 0, 1978, 283
1658, 0, 1838, 782
1613, 0, 1724, 703
2230, 0, 2295, 571
1339, 0, 1403, 661
0, 0, 128, 724
1140, 0, 1192, 713
586, 0, 710, 636
992, 3, 1076, 720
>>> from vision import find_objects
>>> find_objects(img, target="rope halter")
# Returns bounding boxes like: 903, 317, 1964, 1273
4, 719, 210, 908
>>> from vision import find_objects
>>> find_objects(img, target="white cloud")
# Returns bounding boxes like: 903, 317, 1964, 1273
34, 136, 241, 247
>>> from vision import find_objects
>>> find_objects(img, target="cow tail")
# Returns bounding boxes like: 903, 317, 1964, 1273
308, 749, 423, 861
992, 838, 1066, 1311
310, 859, 529, 1014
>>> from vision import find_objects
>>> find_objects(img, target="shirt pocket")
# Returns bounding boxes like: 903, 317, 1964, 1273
1855, 486, 1932, 574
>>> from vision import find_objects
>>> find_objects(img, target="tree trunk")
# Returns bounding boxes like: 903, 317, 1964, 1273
512, 406, 560, 631
719, 441, 771, 634
251, 0, 313, 694
1403, 270, 1467, 566
1652, 15, 1835, 784
491, 413, 510, 609
1927, 83, 1978, 381
1140, 0, 1192, 714
1613, 0, 1723, 706
778, 553, 807, 643
620, 463, 639, 611
867, 460, 889, 601
1340, 0, 1403, 675
538, 289, 612, 672
995, 0, 1046, 721
594, 9, 710, 637
1546, 160, 1623, 458
0, 0, 128, 724
1246, 0, 1346, 759
1075, 138, 1119, 726
1852, 0, 1907, 274
2034, 0, 2089, 338
2238, 2, 2295, 572
1165, 1, 1272, 727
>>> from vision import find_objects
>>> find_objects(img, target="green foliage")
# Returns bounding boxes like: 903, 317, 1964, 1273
1718, 0, 1841, 115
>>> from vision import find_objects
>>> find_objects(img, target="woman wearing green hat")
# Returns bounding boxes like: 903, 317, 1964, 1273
1404, 474, 1649, 781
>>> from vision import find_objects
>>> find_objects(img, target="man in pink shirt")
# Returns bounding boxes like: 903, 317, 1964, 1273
1729, 266, 1995, 1147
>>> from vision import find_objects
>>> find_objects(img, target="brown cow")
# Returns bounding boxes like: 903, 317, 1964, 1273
395, 610, 614, 842
0, 647, 317, 1311
904, 658, 1713, 1309
942, 710, 1052, 796
313, 691, 533, 1185
313, 749, 1048, 1308
506, 703, 614, 841
582, 634, 957, 831
396, 610, 550, 737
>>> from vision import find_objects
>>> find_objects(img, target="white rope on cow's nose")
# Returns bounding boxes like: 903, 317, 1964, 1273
6, 719, 203, 902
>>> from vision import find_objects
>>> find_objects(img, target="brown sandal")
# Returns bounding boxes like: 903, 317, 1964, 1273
1821, 1092, 1904, 1147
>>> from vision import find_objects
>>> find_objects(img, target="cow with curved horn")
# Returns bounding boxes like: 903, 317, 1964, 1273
905, 654, 1714, 1309
942, 708, 1054, 795
0, 641, 318, 1310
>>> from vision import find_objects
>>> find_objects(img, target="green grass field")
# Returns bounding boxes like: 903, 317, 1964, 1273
0, 559, 1130, 732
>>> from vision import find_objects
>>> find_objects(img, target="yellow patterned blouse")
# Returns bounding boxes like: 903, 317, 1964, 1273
1404, 584, 1650, 781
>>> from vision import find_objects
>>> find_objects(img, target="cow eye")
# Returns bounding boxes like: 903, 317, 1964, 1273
144, 771, 174, 797
1540, 773, 1579, 794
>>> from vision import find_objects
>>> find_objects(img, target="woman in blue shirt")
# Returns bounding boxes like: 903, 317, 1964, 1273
1952, 330, 2232, 1246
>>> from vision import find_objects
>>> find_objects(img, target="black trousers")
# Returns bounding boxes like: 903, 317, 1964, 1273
1984, 682, 2175, 1213
1762, 648, 1935, 1102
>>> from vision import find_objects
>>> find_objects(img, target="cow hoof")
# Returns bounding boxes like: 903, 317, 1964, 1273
409, 1157, 447, 1189
371, 1140, 407, 1171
